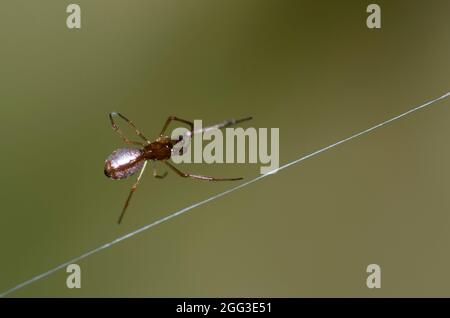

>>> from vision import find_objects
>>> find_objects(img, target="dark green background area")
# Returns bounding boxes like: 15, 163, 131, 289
1, 0, 450, 297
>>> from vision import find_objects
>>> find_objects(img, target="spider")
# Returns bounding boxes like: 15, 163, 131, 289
104, 113, 252, 224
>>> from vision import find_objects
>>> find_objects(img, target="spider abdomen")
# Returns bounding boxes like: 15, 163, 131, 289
104, 148, 144, 180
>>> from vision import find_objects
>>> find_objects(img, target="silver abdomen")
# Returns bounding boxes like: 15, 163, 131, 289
104, 148, 144, 179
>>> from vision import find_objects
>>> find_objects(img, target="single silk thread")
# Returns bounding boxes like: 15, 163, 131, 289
1, 92, 449, 297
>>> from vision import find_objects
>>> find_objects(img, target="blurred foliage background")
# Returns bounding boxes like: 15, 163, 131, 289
1, 0, 450, 297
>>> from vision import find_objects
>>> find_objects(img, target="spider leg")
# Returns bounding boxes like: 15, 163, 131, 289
192, 116, 252, 136
109, 112, 149, 145
164, 161, 242, 181
152, 161, 168, 179
160, 116, 194, 136
118, 161, 148, 224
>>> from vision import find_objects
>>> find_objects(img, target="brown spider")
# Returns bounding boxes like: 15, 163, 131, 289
104, 113, 252, 224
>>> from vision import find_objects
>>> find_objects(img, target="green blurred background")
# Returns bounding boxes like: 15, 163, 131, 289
1, 0, 450, 297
